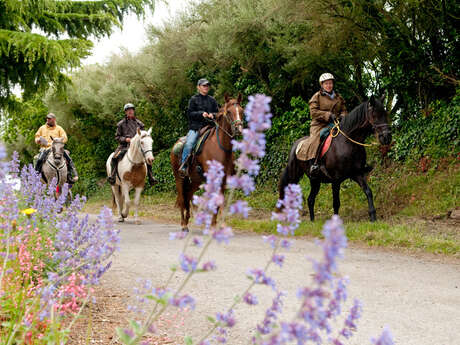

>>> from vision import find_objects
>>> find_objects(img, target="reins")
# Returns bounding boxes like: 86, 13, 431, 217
209, 103, 243, 153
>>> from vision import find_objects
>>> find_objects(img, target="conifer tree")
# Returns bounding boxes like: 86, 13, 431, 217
0, 0, 154, 107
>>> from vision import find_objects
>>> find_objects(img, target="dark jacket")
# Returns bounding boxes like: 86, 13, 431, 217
187, 93, 219, 131
115, 117, 145, 148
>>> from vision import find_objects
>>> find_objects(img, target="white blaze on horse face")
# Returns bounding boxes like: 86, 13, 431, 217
235, 105, 243, 133
141, 134, 154, 164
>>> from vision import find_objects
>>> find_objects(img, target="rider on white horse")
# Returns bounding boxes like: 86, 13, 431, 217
107, 103, 157, 186
34, 113, 78, 184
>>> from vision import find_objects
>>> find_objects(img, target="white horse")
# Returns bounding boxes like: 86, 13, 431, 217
106, 128, 154, 224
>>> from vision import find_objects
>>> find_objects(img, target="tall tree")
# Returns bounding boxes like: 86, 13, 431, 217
0, 0, 155, 108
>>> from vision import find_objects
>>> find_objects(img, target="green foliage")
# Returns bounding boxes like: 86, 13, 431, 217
147, 149, 176, 193
391, 88, 460, 161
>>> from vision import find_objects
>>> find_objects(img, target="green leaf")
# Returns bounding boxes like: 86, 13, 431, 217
184, 336, 193, 345
206, 315, 216, 324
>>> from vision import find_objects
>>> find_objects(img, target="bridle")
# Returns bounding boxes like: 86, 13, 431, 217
212, 102, 243, 153
126, 134, 153, 165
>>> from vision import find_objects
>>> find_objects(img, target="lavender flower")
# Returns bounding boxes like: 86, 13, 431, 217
248, 269, 276, 290
202, 261, 217, 271
371, 327, 394, 345
243, 292, 259, 306
179, 253, 198, 273
170, 294, 196, 310
229, 200, 251, 218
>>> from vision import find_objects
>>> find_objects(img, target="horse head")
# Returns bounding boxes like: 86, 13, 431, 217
50, 137, 65, 164
135, 127, 154, 165
222, 92, 244, 135
368, 95, 392, 146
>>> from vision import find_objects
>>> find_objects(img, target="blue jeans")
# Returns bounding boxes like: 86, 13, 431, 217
181, 130, 199, 164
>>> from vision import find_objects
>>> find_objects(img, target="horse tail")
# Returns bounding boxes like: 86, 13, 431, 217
278, 137, 306, 202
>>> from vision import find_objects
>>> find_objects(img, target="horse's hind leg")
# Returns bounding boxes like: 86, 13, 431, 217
352, 175, 376, 222
307, 179, 321, 221
332, 182, 341, 215
133, 187, 143, 225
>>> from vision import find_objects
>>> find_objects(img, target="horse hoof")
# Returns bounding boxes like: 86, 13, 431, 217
135, 220, 141, 225
181, 227, 189, 232
118, 217, 124, 222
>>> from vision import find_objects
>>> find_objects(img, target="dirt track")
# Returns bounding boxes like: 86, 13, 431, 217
97, 216, 460, 345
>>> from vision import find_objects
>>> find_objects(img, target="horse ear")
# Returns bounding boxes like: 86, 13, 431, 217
137, 127, 141, 135
224, 92, 230, 103
237, 92, 243, 103
147, 127, 152, 135
369, 95, 376, 107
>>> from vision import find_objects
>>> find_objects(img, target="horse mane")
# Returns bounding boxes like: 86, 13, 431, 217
339, 102, 368, 133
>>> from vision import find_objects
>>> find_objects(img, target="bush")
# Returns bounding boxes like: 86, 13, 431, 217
390, 88, 460, 161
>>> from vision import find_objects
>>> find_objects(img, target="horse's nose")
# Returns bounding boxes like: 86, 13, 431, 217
146, 156, 154, 165
380, 132, 392, 146
237, 124, 243, 134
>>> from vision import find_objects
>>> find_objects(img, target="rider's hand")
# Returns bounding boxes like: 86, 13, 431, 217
202, 112, 209, 118
126, 137, 131, 143
39, 136, 48, 146
329, 113, 338, 123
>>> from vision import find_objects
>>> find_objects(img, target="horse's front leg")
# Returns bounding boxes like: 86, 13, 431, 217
133, 187, 143, 225
352, 174, 376, 222
121, 184, 131, 219
332, 182, 341, 215
111, 185, 124, 222
307, 179, 321, 221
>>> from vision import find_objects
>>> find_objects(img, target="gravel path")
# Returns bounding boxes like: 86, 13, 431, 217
98, 217, 460, 345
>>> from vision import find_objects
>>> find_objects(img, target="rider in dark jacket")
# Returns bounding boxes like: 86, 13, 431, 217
107, 103, 157, 186
179, 78, 219, 175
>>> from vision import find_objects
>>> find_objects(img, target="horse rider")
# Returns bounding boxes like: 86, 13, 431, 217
179, 78, 219, 176
34, 113, 79, 184
107, 103, 157, 186
308, 73, 347, 176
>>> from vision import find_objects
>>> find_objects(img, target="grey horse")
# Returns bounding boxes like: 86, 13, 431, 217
41, 137, 68, 198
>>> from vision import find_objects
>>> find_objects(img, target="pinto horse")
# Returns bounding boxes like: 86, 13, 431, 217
171, 94, 244, 231
106, 128, 154, 224
278, 95, 391, 222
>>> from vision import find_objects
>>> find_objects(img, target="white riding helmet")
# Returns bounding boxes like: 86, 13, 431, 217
319, 73, 335, 85
124, 103, 135, 111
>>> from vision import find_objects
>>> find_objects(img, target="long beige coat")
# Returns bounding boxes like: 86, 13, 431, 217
296, 90, 347, 161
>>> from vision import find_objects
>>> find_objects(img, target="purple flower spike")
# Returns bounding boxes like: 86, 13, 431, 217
179, 253, 198, 273
212, 226, 234, 244
229, 200, 251, 218
216, 309, 236, 328
371, 327, 394, 345
272, 254, 285, 267
202, 261, 217, 271
243, 292, 259, 306
170, 294, 196, 310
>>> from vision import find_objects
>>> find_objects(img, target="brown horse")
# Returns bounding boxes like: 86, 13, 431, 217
171, 94, 244, 231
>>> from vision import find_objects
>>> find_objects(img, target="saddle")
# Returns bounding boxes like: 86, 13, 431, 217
172, 125, 214, 158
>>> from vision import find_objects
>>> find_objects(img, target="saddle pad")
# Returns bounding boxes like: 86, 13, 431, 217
320, 133, 332, 158
171, 128, 213, 157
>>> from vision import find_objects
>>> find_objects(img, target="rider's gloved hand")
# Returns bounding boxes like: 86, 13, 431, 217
329, 113, 338, 123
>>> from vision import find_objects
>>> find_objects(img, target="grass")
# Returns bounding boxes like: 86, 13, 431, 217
84, 160, 459, 256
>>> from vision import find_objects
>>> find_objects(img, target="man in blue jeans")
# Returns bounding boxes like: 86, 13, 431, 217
179, 78, 219, 176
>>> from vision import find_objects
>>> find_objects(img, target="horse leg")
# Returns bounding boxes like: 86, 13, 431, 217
112, 185, 124, 222
307, 179, 321, 221
133, 187, 143, 225
121, 184, 131, 219
332, 182, 341, 215
352, 175, 377, 222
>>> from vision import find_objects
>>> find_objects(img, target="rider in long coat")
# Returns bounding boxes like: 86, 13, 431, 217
107, 103, 156, 186
34, 113, 78, 183
298, 73, 347, 175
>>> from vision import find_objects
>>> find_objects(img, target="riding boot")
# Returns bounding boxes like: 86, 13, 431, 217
64, 151, 78, 184
35, 149, 50, 174
146, 164, 158, 186
310, 138, 326, 177
179, 155, 190, 177
107, 156, 118, 185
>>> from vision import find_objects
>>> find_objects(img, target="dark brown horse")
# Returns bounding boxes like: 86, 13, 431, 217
279, 95, 391, 222
171, 94, 244, 231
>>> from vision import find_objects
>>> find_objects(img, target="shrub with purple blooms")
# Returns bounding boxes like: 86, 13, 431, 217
0, 149, 120, 343
118, 95, 394, 345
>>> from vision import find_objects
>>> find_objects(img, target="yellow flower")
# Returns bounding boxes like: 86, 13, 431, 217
21, 208, 37, 216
